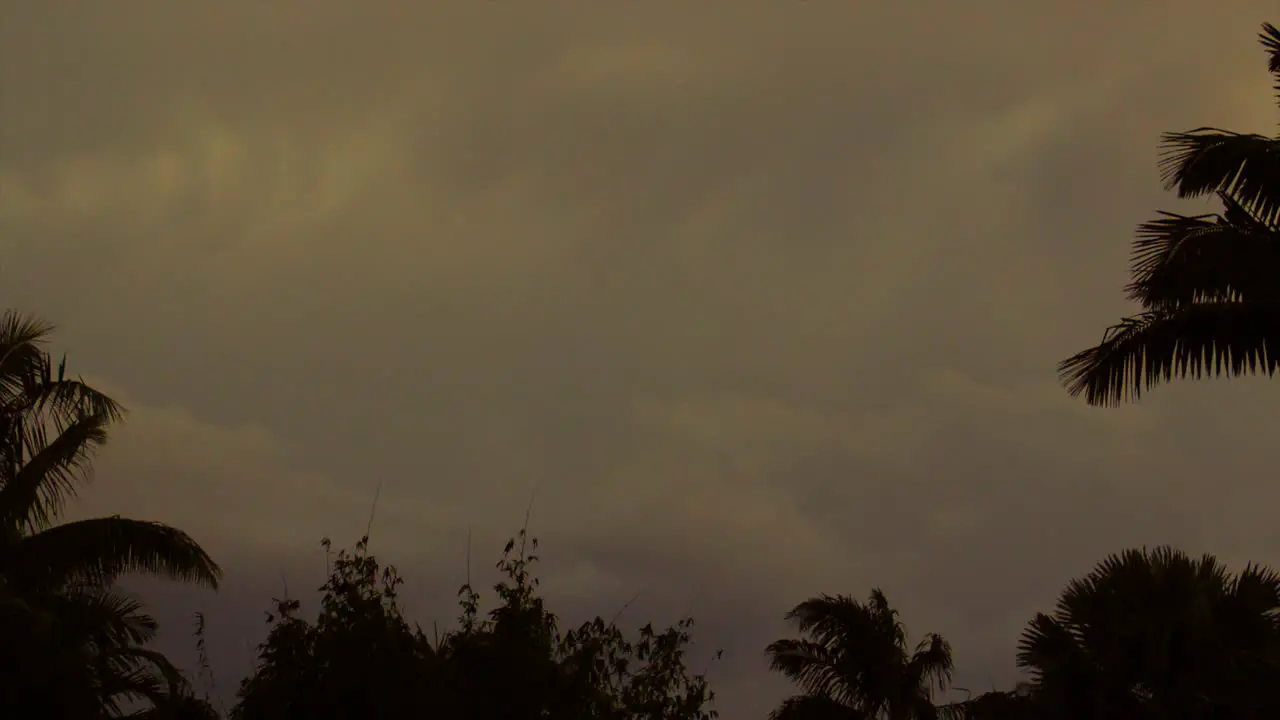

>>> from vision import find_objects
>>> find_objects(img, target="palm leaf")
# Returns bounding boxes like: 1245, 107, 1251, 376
107, 646, 188, 695
1230, 565, 1280, 614
1158, 129, 1280, 227
1157, 20, 1280, 224
906, 634, 954, 697
785, 591, 906, 657
0, 314, 124, 424
0, 311, 55, 401
1017, 614, 1086, 683
53, 584, 160, 650
98, 663, 174, 716
1127, 193, 1280, 309
767, 638, 853, 703
1263, 22, 1280, 109
1, 583, 180, 717
0, 411, 111, 531
1058, 301, 1280, 406
14, 517, 221, 590
9, 364, 125, 427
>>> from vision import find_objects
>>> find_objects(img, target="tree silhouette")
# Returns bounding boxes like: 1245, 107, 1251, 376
0, 311, 220, 593
1017, 546, 1280, 718
0, 581, 200, 717
1060, 22, 1280, 406
766, 589, 953, 720
232, 530, 720, 720
0, 310, 220, 717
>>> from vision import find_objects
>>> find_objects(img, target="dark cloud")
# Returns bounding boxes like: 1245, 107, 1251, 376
6, 3, 1280, 716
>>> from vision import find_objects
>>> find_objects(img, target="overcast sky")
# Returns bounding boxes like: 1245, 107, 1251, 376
5, 2, 1280, 716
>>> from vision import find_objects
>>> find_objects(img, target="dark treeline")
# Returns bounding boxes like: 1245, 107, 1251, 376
5, 18, 1280, 720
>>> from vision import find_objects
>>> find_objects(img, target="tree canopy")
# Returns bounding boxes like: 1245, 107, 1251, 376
231, 531, 721, 720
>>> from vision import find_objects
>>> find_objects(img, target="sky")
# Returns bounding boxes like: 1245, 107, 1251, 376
5, 2, 1280, 716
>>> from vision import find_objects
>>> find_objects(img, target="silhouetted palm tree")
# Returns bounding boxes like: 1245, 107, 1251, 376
766, 589, 953, 720
0, 310, 220, 594
1018, 546, 1280, 718
0, 310, 220, 717
1, 583, 193, 717
1060, 22, 1280, 406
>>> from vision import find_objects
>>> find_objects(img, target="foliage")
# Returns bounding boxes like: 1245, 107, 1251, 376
1060, 22, 1280, 406
1016, 546, 1280, 719
768, 548, 1280, 719
232, 530, 720, 720
0, 310, 220, 595
0, 310, 220, 717
765, 589, 953, 720
0, 582, 198, 718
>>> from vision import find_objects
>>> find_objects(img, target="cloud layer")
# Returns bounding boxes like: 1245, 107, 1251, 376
6, 2, 1280, 714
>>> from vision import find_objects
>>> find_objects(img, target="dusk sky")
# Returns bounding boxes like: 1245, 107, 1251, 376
5, 3, 1280, 716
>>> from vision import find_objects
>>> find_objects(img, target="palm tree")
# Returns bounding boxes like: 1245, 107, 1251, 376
1017, 546, 1280, 718
0, 310, 220, 593
0, 310, 221, 716
1060, 22, 1280, 406
1, 583, 195, 718
766, 589, 953, 720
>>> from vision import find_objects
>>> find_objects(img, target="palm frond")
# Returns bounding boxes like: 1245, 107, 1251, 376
1058, 300, 1280, 406
106, 646, 188, 696
1158, 128, 1280, 227
1231, 564, 1280, 614
766, 638, 851, 702
0, 311, 55, 399
53, 584, 160, 649
0, 411, 111, 531
0, 313, 124, 424
1262, 22, 1280, 108
0, 310, 124, 531
1017, 613, 1086, 682
15, 517, 221, 590
10, 368, 125, 428
0, 583, 178, 716
67, 588, 196, 718
768, 694, 863, 720
784, 591, 906, 657
98, 662, 173, 716
1127, 194, 1280, 309
907, 633, 954, 695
